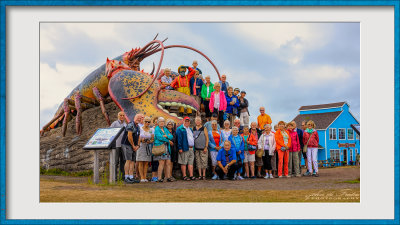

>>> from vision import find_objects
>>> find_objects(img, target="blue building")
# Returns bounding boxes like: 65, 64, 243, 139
293, 102, 360, 165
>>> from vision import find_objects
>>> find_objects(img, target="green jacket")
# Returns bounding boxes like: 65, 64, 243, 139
201, 83, 214, 100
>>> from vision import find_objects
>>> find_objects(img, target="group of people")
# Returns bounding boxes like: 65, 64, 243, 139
111, 108, 320, 184
160, 60, 250, 128
109, 60, 320, 183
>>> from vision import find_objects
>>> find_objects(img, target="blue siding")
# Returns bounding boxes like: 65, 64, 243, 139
325, 107, 360, 163
299, 103, 360, 166
299, 107, 342, 115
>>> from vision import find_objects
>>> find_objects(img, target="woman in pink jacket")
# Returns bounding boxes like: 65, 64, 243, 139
209, 82, 227, 127
287, 121, 301, 177
303, 120, 320, 177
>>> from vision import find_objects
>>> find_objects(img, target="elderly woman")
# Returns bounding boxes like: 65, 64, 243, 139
201, 75, 214, 121
150, 117, 159, 182
154, 117, 174, 182
225, 86, 240, 125
275, 121, 292, 178
161, 68, 174, 90
303, 120, 320, 177
228, 126, 244, 180
221, 120, 232, 142
251, 121, 264, 178
193, 117, 209, 180
136, 116, 154, 182
208, 120, 223, 180
209, 82, 227, 127
166, 119, 177, 181
287, 121, 301, 177
258, 124, 276, 179
246, 122, 259, 178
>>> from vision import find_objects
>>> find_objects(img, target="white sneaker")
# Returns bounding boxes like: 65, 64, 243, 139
263, 174, 269, 179
237, 176, 244, 180
279, 176, 283, 178
269, 174, 274, 179
234, 174, 237, 180
287, 175, 291, 178
211, 174, 218, 180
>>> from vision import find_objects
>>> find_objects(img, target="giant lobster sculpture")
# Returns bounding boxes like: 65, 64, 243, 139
40, 35, 221, 137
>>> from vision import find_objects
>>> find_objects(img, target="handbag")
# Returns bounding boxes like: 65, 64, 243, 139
152, 128, 168, 156
256, 134, 266, 158
152, 144, 166, 156
303, 132, 314, 153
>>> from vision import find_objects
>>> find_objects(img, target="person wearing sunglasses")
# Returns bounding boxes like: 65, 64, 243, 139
136, 116, 154, 182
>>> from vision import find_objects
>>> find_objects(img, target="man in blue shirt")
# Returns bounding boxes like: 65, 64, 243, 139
215, 140, 238, 180
219, 74, 229, 94
189, 70, 204, 108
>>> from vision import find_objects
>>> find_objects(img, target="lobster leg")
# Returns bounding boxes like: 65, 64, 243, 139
93, 87, 111, 126
62, 98, 71, 137
74, 91, 82, 135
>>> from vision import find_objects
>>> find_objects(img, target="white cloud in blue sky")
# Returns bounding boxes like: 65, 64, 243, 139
40, 22, 360, 128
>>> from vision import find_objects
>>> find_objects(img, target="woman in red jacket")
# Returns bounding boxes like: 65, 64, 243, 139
275, 121, 291, 178
303, 120, 320, 177
287, 121, 301, 177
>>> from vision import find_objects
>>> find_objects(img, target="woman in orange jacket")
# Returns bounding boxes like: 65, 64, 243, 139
274, 121, 292, 177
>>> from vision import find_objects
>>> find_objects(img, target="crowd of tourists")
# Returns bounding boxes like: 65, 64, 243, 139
110, 60, 320, 183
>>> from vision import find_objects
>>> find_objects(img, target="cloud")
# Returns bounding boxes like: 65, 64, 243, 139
293, 65, 352, 85
40, 62, 96, 110
226, 23, 333, 65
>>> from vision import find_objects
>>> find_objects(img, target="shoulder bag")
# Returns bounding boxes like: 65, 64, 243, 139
152, 128, 167, 156
303, 132, 314, 153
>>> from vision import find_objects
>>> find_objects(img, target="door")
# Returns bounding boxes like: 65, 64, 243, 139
343, 149, 348, 163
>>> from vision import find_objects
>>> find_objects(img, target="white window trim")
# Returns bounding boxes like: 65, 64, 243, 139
329, 128, 337, 140
347, 128, 354, 140
349, 149, 354, 161
338, 128, 346, 140
330, 149, 340, 161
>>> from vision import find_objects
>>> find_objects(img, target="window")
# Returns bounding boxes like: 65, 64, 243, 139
329, 128, 337, 140
330, 149, 340, 161
356, 133, 359, 140
339, 128, 346, 140
349, 149, 354, 161
347, 128, 354, 140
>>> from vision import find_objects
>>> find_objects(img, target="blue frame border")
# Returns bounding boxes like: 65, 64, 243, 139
0, 0, 398, 224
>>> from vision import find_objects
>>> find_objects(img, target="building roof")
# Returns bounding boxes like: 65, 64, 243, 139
351, 124, 360, 135
299, 102, 346, 111
292, 111, 342, 130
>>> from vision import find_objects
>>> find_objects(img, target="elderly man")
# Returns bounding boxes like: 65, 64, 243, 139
257, 107, 272, 131
121, 114, 141, 183
219, 74, 230, 94
238, 90, 250, 128
176, 117, 195, 180
110, 111, 127, 180
204, 113, 220, 132
233, 118, 244, 134
215, 140, 238, 180
190, 70, 204, 109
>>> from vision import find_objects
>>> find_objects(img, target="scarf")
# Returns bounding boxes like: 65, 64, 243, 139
306, 128, 314, 134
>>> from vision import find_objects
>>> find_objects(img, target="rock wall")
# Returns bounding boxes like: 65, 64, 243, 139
40, 102, 120, 173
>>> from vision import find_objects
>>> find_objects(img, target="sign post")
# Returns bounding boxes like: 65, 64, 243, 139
83, 127, 124, 184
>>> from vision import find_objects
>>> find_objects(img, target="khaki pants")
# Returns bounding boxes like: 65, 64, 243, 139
288, 151, 300, 176
177, 87, 192, 114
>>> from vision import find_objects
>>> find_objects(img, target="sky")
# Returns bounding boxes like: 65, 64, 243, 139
40, 23, 360, 128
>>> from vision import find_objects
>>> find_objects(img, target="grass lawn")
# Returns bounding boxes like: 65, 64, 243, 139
40, 178, 359, 202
